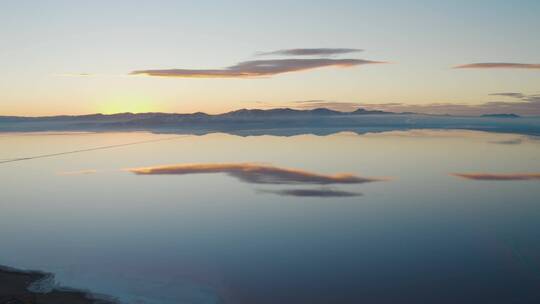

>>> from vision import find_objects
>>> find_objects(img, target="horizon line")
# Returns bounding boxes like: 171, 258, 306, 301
0, 107, 529, 119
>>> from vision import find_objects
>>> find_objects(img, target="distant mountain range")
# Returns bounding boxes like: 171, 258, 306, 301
0, 108, 536, 136
0, 107, 391, 121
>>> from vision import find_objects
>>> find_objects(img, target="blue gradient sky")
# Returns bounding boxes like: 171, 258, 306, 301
1, 0, 539, 115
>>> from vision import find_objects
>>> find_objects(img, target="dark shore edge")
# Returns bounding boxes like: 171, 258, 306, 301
0, 265, 118, 304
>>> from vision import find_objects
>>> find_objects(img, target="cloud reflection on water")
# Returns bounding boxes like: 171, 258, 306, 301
129, 163, 385, 185
259, 188, 362, 197
451, 173, 540, 181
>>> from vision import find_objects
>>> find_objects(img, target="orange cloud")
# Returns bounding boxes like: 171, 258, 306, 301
451, 173, 540, 181
453, 63, 540, 69
129, 163, 386, 185
130, 58, 385, 79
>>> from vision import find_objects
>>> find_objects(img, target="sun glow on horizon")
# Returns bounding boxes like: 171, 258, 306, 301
98, 93, 159, 114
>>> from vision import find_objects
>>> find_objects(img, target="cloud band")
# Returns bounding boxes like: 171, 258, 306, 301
259, 188, 362, 197
451, 173, 540, 181
130, 58, 384, 78
129, 163, 385, 185
257, 48, 363, 57
454, 63, 540, 69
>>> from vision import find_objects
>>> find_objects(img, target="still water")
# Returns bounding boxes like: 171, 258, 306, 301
1, 130, 540, 303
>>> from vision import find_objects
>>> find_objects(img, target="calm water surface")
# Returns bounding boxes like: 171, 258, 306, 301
1, 130, 540, 303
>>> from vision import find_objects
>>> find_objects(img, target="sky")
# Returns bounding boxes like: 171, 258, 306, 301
0, 0, 539, 116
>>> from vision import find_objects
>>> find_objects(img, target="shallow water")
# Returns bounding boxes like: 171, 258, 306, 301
1, 130, 540, 303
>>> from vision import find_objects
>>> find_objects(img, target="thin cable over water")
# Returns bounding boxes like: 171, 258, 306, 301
0, 135, 190, 165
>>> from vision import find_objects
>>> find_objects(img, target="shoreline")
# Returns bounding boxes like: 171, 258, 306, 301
0, 265, 117, 304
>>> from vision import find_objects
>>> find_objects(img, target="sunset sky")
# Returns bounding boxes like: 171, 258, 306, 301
1, 0, 539, 116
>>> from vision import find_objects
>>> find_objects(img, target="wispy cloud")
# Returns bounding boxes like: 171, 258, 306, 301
357, 101, 540, 116
57, 169, 97, 176
56, 73, 94, 77
130, 58, 384, 79
489, 92, 540, 103
489, 92, 526, 99
489, 138, 523, 145
54, 73, 129, 78
129, 163, 386, 185
257, 48, 363, 57
451, 173, 540, 181
259, 188, 362, 197
290, 92, 540, 116
293, 100, 364, 112
453, 63, 540, 69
